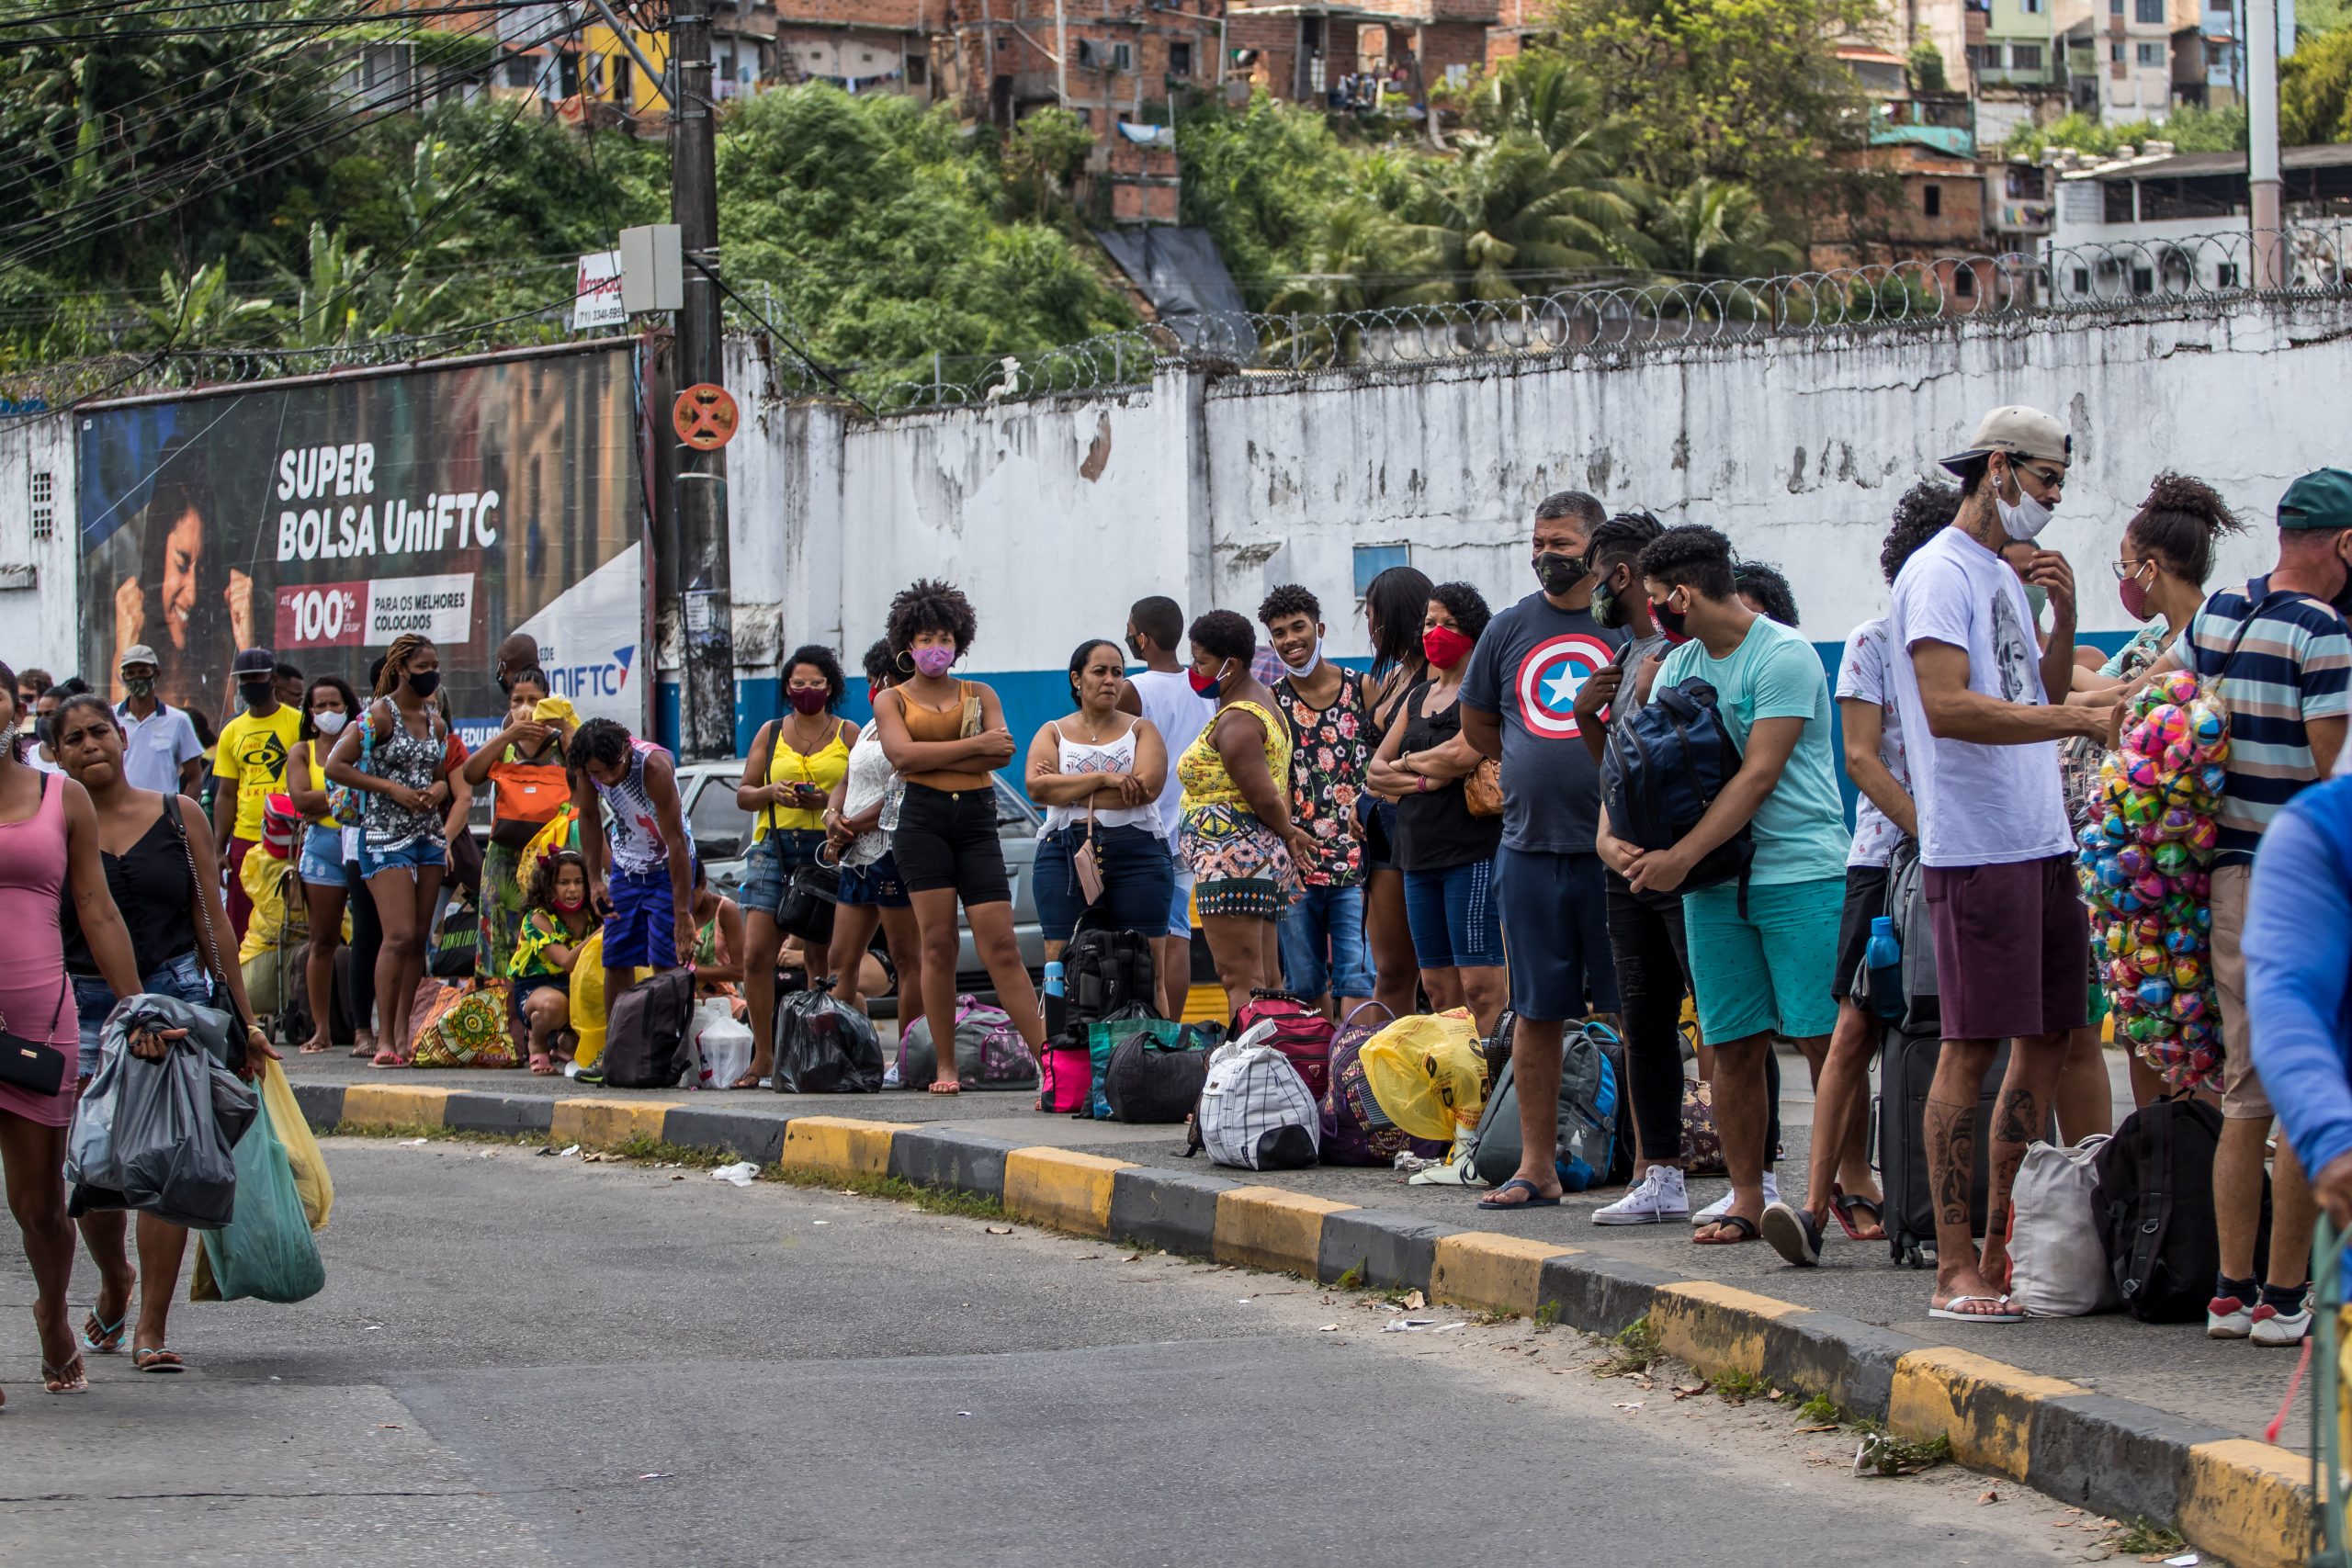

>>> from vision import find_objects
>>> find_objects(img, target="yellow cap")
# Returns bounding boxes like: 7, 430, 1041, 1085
533, 695, 579, 727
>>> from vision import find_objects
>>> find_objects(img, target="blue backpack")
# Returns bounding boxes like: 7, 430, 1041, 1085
1600, 675, 1753, 909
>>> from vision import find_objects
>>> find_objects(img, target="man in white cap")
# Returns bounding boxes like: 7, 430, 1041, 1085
114, 642, 205, 795
1884, 406, 2115, 1322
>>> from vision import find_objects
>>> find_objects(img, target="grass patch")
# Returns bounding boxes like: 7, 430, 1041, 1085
1795, 1393, 1841, 1425
2104, 1519, 2184, 1555
333, 1120, 461, 1142
606, 1132, 740, 1168
1334, 1262, 1365, 1291
1710, 1369, 1769, 1405
1532, 1299, 1561, 1332
769, 1164, 1007, 1221
1595, 1317, 1664, 1378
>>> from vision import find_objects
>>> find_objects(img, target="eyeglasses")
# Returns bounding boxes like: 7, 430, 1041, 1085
2015, 460, 2066, 492
2109, 558, 2153, 581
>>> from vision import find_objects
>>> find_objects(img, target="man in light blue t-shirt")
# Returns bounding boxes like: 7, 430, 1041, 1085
1596, 525, 1849, 1247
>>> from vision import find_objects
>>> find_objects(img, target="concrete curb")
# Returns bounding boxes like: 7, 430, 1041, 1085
304, 1086, 2318, 1567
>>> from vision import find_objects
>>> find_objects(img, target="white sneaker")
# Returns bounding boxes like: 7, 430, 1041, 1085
1592, 1165, 1690, 1225
2252, 1297, 2313, 1347
1692, 1172, 1781, 1226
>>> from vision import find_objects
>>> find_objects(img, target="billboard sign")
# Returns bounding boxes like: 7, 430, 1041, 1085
77, 342, 646, 746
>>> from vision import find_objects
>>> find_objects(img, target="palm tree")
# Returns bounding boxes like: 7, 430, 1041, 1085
1641, 177, 1804, 321
1392, 131, 1651, 305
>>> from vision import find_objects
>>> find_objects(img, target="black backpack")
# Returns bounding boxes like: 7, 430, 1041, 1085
1062, 920, 1158, 1027
1600, 676, 1753, 908
2091, 1097, 2252, 1323
601, 968, 695, 1089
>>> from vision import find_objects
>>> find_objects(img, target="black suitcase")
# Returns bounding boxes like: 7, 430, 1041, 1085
1873, 1027, 2050, 1268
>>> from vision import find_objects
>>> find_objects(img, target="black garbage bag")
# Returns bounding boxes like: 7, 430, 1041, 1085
771, 979, 885, 1094
68, 995, 255, 1229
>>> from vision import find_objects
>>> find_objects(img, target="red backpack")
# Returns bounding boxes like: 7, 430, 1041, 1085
1234, 989, 1335, 1100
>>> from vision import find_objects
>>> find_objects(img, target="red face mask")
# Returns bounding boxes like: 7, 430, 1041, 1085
1422, 624, 1475, 670
2118, 564, 2154, 623
1649, 597, 1693, 647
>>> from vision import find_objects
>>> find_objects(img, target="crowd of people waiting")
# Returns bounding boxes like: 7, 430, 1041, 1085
7, 402, 2352, 1397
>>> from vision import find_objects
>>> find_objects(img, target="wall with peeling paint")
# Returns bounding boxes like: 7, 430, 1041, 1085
718, 297, 2352, 761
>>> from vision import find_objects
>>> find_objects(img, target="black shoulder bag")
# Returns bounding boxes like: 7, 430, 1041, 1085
163, 794, 249, 1074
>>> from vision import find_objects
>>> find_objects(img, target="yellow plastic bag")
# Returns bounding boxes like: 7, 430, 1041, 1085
515, 802, 581, 895
571, 929, 609, 1069
1357, 1008, 1488, 1142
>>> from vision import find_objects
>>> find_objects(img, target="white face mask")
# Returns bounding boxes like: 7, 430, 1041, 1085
312, 710, 348, 736
1995, 460, 2055, 542
1277, 637, 1323, 681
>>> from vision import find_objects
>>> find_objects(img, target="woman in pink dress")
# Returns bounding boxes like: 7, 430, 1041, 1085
0, 662, 164, 1400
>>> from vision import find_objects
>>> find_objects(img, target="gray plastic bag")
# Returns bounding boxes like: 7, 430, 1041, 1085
68, 995, 254, 1229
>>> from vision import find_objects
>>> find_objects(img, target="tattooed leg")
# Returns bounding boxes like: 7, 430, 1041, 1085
1981, 1032, 2069, 1290
1925, 1037, 2001, 1308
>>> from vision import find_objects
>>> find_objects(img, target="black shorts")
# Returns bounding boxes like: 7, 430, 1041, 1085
1830, 863, 1891, 1005
893, 781, 1012, 904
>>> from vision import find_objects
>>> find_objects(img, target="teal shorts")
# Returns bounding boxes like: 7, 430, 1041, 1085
1681, 874, 1844, 1044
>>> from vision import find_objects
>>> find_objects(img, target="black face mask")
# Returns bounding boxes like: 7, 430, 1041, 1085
1533, 551, 1587, 598
1125, 633, 1145, 659
405, 670, 443, 700
32, 716, 51, 745
1590, 570, 1630, 630
239, 680, 274, 710
1652, 596, 1690, 643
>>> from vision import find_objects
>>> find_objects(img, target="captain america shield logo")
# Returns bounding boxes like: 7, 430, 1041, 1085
1513, 632, 1616, 739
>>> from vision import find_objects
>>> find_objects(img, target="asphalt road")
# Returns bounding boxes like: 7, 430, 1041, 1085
5, 1139, 2150, 1568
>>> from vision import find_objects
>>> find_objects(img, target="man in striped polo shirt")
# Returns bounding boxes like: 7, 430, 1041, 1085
2146, 467, 2352, 1346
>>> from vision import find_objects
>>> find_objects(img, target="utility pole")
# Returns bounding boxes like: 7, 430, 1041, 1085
670, 2, 734, 761
2245, 0, 2285, 288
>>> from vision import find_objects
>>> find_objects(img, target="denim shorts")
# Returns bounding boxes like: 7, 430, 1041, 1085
1278, 882, 1374, 999
1401, 858, 1505, 970
1168, 871, 1194, 935
358, 834, 446, 879
742, 829, 827, 919
837, 850, 910, 908
1032, 823, 1176, 943
299, 824, 344, 886
73, 950, 213, 1060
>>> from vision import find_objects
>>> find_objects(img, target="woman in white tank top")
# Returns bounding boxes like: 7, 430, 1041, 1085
1023, 639, 1178, 959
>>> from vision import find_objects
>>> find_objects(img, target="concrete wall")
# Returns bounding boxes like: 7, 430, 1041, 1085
0, 409, 81, 681
9, 295, 2348, 773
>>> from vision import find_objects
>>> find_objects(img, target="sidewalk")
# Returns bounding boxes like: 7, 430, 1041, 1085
283, 1040, 2321, 1568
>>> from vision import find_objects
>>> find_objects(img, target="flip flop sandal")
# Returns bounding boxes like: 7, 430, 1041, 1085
1692, 1213, 1760, 1245
371, 1048, 408, 1068
1829, 1187, 1886, 1242
133, 1347, 186, 1374
1928, 1295, 2024, 1324
42, 1354, 87, 1393
1477, 1178, 1563, 1211
81, 1310, 128, 1355
1759, 1201, 1824, 1267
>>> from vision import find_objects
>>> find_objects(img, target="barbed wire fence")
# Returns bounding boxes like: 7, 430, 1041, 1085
5, 225, 2346, 418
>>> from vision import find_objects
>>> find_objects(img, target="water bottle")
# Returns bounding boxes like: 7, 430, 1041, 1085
1044, 960, 1068, 1039
1864, 915, 1904, 1021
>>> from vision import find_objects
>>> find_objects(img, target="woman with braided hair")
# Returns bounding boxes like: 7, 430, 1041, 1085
324, 634, 468, 1066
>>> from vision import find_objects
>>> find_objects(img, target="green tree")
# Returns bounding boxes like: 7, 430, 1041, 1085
1908, 40, 1948, 95
1392, 131, 1651, 302
1540, 0, 1885, 206
1001, 107, 1094, 221
1175, 94, 1360, 306
2283, 26, 2352, 144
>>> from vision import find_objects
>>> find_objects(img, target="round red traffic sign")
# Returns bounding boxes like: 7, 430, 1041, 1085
673, 383, 739, 450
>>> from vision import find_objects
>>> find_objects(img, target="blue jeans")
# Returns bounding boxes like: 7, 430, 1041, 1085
73, 950, 213, 1060
1032, 823, 1177, 942
1277, 882, 1373, 1000
742, 829, 826, 919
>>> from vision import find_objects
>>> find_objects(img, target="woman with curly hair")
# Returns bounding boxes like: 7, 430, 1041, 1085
1176, 609, 1315, 1021
323, 634, 467, 1066
1367, 582, 1506, 1033
868, 580, 1047, 1094
510, 850, 598, 1074
734, 645, 860, 1087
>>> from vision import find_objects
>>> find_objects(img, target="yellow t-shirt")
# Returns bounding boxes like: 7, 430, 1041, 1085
212, 705, 302, 841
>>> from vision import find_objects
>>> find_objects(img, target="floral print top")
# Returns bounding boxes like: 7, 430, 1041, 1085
1272, 671, 1371, 888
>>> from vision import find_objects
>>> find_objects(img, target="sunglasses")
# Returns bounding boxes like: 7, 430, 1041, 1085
2012, 459, 2066, 492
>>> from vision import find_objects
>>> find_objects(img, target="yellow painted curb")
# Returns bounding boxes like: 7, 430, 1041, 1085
1887, 1348, 2083, 1479
1430, 1233, 1578, 1315
2178, 1438, 2312, 1568
340, 1084, 453, 1130
1003, 1148, 1132, 1237
1214, 1187, 1356, 1274
1649, 1280, 1811, 1376
777, 1115, 914, 1177
552, 1098, 681, 1147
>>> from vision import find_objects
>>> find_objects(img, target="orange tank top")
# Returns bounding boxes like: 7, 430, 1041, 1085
899, 682, 992, 794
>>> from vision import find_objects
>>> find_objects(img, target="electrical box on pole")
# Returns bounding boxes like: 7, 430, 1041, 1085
619, 224, 684, 315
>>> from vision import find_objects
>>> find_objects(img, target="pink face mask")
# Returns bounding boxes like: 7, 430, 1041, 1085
910, 646, 956, 679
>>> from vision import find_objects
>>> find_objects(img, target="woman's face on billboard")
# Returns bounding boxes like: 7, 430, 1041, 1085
160, 504, 202, 649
